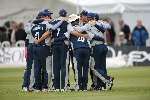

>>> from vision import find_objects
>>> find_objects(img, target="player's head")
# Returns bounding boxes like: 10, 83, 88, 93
43, 9, 53, 19
87, 12, 95, 21
59, 9, 67, 17
36, 11, 43, 19
37, 9, 53, 20
80, 10, 88, 23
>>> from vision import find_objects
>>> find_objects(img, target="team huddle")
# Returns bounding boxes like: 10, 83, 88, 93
22, 9, 114, 92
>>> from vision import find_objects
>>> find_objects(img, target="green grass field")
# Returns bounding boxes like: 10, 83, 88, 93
0, 67, 150, 100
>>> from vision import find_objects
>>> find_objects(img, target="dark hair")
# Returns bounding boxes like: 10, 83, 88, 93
71, 19, 79, 26
4, 21, 10, 28
80, 10, 88, 16
59, 9, 67, 17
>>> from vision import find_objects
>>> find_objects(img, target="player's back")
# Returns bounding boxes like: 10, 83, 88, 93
51, 19, 69, 45
31, 19, 47, 45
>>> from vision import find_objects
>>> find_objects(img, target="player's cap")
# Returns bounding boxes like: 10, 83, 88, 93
42, 11, 52, 17
68, 14, 80, 22
94, 13, 99, 21
80, 10, 88, 16
87, 12, 95, 19
59, 9, 67, 17
36, 9, 53, 19
43, 9, 53, 14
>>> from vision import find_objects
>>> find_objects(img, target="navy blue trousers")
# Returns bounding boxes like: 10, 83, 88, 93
67, 46, 75, 84
32, 45, 49, 90
22, 44, 33, 88
52, 44, 68, 89
74, 48, 90, 90
92, 44, 108, 87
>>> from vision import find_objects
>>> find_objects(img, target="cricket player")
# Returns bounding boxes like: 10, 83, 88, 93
69, 10, 91, 91
40, 9, 55, 91
66, 14, 80, 90
29, 10, 63, 92
74, 12, 114, 90
51, 9, 88, 92
22, 20, 35, 92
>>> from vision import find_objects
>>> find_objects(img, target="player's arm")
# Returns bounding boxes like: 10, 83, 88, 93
86, 31, 104, 41
96, 21, 111, 30
71, 31, 88, 37
35, 31, 51, 44
88, 20, 111, 32
50, 17, 69, 30
35, 20, 63, 44
68, 23, 88, 37
74, 24, 90, 33
49, 20, 63, 30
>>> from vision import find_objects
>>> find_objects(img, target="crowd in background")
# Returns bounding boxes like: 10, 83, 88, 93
0, 21, 26, 46
104, 18, 149, 47
0, 18, 149, 47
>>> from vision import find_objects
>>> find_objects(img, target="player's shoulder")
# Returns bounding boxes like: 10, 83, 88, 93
49, 19, 61, 25
32, 19, 44, 24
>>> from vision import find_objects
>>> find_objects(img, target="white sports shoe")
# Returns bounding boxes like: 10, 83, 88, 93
105, 77, 114, 90
34, 89, 40, 92
83, 89, 87, 92
22, 87, 28, 92
48, 89, 54, 92
101, 87, 108, 91
54, 89, 60, 92
60, 89, 65, 92
74, 84, 79, 91
32, 88, 41, 92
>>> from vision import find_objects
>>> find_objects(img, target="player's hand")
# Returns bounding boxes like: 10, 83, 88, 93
64, 40, 69, 46
34, 39, 39, 44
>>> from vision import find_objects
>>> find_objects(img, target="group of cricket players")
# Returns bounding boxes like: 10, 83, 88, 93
22, 8, 114, 92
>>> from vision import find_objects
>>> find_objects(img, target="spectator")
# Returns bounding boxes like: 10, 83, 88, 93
4, 21, 12, 42
15, 22, 27, 41
104, 18, 116, 45
0, 26, 7, 42
132, 19, 149, 47
119, 19, 131, 41
115, 32, 128, 47
10, 21, 18, 45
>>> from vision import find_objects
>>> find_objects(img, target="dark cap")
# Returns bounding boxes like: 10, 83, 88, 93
59, 9, 67, 17
43, 9, 53, 14
87, 12, 95, 19
42, 11, 52, 17
36, 9, 53, 19
80, 10, 88, 16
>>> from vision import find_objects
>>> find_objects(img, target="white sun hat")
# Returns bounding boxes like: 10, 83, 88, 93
68, 14, 80, 22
